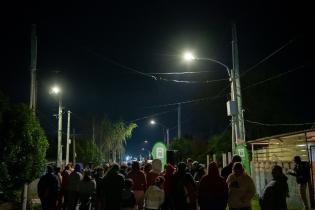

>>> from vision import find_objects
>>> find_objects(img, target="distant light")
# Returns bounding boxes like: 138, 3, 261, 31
297, 144, 306, 147
183, 51, 195, 61
125, 155, 131, 161
150, 120, 156, 125
144, 140, 148, 143
142, 148, 145, 151
51, 86, 61, 94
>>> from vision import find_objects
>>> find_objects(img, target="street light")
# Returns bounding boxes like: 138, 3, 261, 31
149, 119, 170, 147
50, 85, 63, 167
182, 51, 245, 153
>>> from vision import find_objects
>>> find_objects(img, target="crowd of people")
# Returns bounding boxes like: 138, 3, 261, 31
37, 155, 309, 210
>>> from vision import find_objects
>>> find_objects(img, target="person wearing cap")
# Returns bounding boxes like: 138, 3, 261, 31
144, 176, 165, 210
38, 165, 60, 210
221, 155, 242, 180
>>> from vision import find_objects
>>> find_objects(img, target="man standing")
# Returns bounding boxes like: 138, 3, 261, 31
221, 155, 242, 180
288, 156, 310, 210
260, 165, 289, 210
38, 165, 60, 210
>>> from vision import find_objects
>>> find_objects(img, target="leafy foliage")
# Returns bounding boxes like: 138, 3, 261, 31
170, 137, 208, 163
77, 117, 137, 163
76, 138, 102, 165
0, 104, 49, 199
169, 131, 232, 164
207, 131, 231, 159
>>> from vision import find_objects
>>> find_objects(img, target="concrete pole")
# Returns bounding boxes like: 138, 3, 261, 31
166, 128, 170, 148
232, 23, 245, 144
72, 129, 76, 165
57, 97, 63, 167
66, 111, 71, 165
178, 103, 181, 139
23, 23, 37, 210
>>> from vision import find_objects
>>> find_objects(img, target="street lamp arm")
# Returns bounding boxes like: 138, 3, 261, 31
197, 57, 231, 77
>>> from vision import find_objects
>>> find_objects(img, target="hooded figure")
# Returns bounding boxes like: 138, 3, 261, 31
38, 166, 60, 210
171, 162, 197, 210
198, 162, 228, 210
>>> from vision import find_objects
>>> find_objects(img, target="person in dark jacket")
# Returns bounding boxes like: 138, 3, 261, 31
103, 163, 125, 210
67, 163, 83, 210
171, 162, 197, 210
38, 165, 60, 210
288, 156, 310, 210
221, 155, 241, 180
78, 169, 96, 210
198, 162, 228, 210
121, 178, 136, 210
260, 165, 289, 210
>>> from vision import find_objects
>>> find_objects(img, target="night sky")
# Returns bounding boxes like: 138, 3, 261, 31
1, 1, 315, 157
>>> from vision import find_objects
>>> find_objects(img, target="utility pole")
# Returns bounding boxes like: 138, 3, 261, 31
166, 128, 170, 148
23, 24, 37, 210
72, 129, 76, 165
231, 23, 245, 144
29, 24, 37, 113
177, 103, 181, 139
66, 111, 71, 165
57, 97, 63, 167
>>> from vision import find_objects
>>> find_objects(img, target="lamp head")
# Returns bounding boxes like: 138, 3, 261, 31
51, 86, 61, 95
183, 51, 195, 62
150, 120, 156, 125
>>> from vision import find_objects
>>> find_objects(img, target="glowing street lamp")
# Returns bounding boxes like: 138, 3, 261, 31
50, 85, 63, 167
149, 119, 170, 147
181, 49, 244, 153
183, 51, 196, 61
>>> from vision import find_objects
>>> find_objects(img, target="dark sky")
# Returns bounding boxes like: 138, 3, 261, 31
1, 1, 315, 157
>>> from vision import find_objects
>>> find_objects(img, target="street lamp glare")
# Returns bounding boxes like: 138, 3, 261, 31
183, 51, 195, 61
150, 120, 156, 125
51, 86, 61, 94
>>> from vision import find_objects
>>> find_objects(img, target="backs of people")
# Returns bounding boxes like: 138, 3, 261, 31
38, 172, 59, 199
68, 171, 83, 192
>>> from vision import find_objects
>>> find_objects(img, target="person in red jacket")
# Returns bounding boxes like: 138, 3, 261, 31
128, 161, 147, 210
198, 162, 228, 210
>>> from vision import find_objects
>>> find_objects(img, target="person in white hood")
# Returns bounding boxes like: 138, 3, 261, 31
226, 162, 255, 210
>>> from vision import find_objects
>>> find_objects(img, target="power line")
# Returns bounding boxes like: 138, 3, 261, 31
246, 119, 314, 127
240, 38, 296, 77
148, 70, 221, 75
87, 49, 230, 84
242, 62, 313, 91
127, 109, 176, 123
87, 49, 158, 80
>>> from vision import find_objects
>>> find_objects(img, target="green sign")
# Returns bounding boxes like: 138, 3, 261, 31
236, 143, 251, 175
151, 142, 167, 167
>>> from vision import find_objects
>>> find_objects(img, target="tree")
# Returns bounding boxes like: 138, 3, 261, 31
77, 117, 137, 163
0, 104, 49, 200
170, 136, 208, 163
207, 131, 231, 160
76, 137, 102, 165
